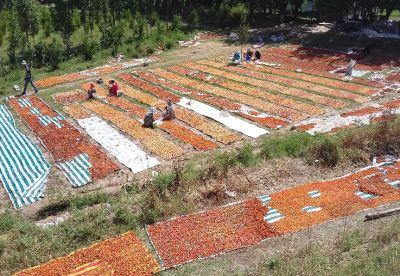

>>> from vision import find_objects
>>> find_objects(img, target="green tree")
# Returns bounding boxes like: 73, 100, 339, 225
46, 38, 64, 71
51, 0, 78, 58
7, 10, 22, 66
0, 11, 8, 47
238, 12, 250, 61
171, 15, 182, 30
187, 9, 200, 29
40, 7, 53, 37
14, 0, 39, 44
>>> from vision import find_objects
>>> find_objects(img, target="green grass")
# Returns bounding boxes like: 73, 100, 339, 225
390, 10, 400, 21
256, 218, 400, 276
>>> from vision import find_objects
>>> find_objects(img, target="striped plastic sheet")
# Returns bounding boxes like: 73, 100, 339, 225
57, 154, 92, 188
0, 104, 51, 208
302, 206, 322, 213
308, 190, 321, 198
264, 206, 285, 223
29, 105, 65, 128
355, 190, 379, 200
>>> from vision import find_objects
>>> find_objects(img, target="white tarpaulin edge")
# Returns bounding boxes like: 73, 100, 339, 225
77, 116, 160, 173
177, 97, 269, 138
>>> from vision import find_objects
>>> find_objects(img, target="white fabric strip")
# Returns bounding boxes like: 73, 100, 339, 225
177, 97, 269, 138
77, 116, 159, 173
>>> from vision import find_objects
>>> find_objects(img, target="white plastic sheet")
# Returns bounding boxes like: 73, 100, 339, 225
178, 97, 269, 138
78, 116, 159, 173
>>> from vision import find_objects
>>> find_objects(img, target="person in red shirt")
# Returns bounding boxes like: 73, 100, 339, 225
108, 79, 119, 96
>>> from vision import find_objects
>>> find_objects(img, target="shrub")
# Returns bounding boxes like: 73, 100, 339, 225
113, 207, 138, 228
214, 151, 237, 177
337, 230, 364, 252
259, 133, 314, 160
0, 212, 18, 232
70, 192, 108, 209
68, 224, 97, 243
33, 42, 47, 67
236, 143, 257, 167
371, 119, 400, 157
172, 15, 183, 31
46, 38, 64, 70
306, 138, 340, 167
187, 9, 201, 29
100, 24, 124, 55
266, 256, 283, 271
229, 3, 249, 25
153, 172, 176, 196
0, 239, 5, 256
182, 162, 205, 185
80, 36, 98, 60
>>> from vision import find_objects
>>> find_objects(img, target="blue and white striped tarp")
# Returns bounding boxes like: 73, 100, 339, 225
355, 190, 378, 200
302, 206, 322, 213
385, 179, 400, 188
56, 154, 92, 188
264, 206, 284, 223
308, 190, 321, 198
258, 194, 271, 205
18, 98, 32, 108
21, 100, 65, 128
37, 114, 64, 128
0, 104, 51, 208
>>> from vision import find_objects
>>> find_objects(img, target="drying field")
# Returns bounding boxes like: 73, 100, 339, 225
2, 44, 400, 274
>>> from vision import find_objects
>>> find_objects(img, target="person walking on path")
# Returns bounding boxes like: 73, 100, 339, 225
19, 60, 38, 96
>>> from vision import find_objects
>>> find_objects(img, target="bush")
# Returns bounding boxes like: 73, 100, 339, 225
0, 239, 5, 256
46, 38, 64, 70
80, 36, 98, 60
187, 9, 201, 29
259, 133, 314, 160
153, 172, 176, 196
214, 151, 237, 177
172, 15, 183, 31
100, 24, 124, 55
113, 207, 138, 228
70, 192, 108, 209
229, 3, 249, 25
0, 212, 18, 232
33, 42, 47, 67
306, 138, 340, 167
182, 162, 205, 185
236, 143, 257, 167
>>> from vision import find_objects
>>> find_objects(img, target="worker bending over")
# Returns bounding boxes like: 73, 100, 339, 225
162, 99, 175, 121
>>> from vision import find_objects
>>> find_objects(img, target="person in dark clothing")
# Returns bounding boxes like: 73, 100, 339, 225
19, 61, 38, 96
87, 83, 97, 99
142, 107, 156, 128
254, 50, 261, 61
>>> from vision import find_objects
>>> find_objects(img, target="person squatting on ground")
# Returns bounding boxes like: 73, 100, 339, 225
254, 50, 261, 61
87, 83, 97, 99
108, 79, 120, 96
245, 48, 253, 62
19, 60, 39, 96
142, 107, 157, 128
162, 99, 175, 121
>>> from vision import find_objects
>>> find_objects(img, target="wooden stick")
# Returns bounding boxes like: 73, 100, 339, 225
364, 207, 400, 221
